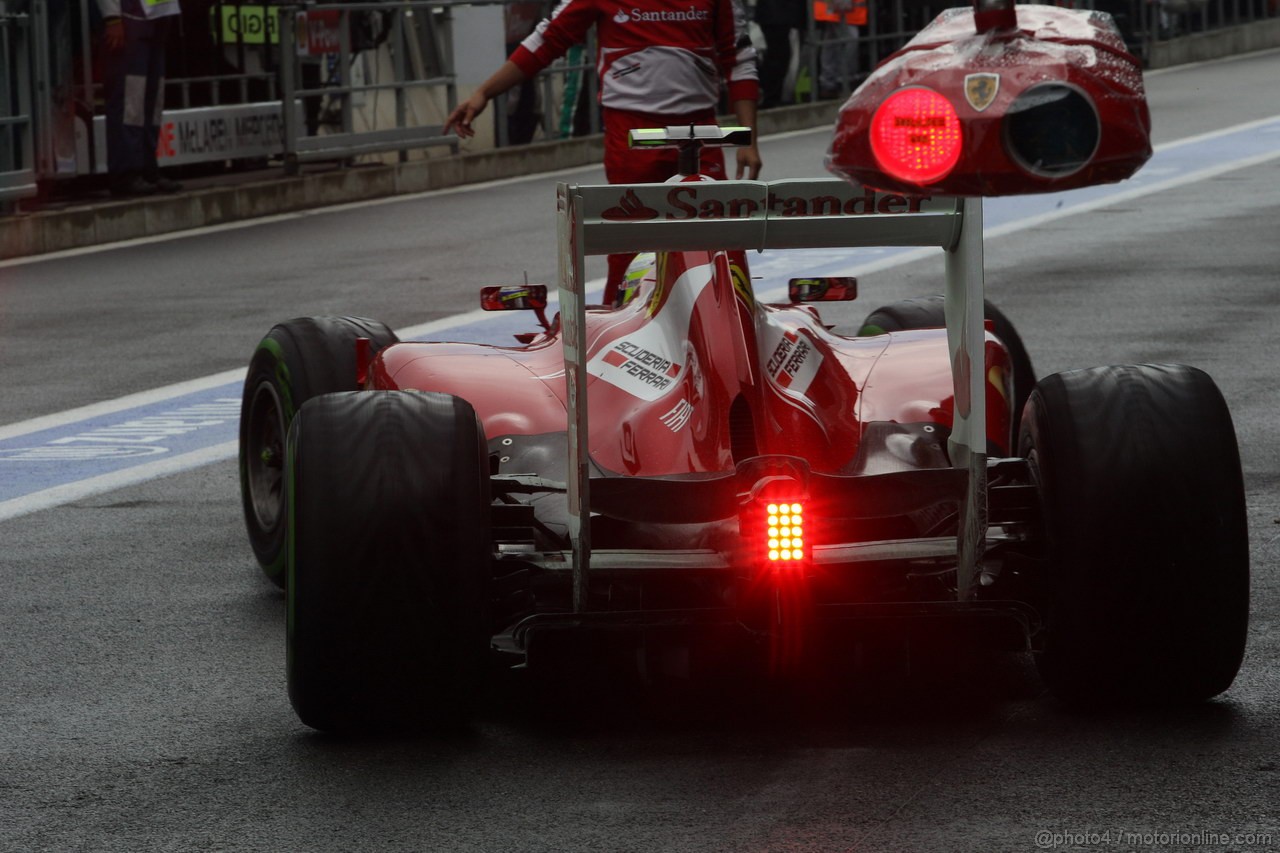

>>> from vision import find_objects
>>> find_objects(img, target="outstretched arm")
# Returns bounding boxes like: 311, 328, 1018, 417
733, 99, 762, 179
444, 61, 528, 139
95, 0, 124, 50
719, 0, 762, 178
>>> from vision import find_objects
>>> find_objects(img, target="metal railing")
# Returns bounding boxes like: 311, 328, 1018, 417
1, 9, 36, 207
790, 0, 1277, 98
494, 29, 601, 146
1127, 0, 1280, 61
277, 0, 460, 172
275, 0, 602, 171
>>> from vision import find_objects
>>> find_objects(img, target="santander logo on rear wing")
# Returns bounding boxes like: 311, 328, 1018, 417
567, 179, 965, 256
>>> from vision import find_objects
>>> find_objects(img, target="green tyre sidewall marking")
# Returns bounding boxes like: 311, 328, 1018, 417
240, 335, 298, 585
260, 336, 298, 422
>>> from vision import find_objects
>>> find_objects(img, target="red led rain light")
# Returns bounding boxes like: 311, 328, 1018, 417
764, 501, 807, 565
870, 88, 963, 185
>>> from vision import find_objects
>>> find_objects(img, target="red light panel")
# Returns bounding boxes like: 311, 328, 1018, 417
870, 88, 963, 185
764, 501, 807, 565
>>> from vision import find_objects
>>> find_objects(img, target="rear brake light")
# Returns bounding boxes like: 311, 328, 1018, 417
870, 87, 962, 185
765, 501, 807, 565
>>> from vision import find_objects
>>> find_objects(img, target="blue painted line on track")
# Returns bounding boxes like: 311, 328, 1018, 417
0, 396, 243, 503
1, 117, 1276, 510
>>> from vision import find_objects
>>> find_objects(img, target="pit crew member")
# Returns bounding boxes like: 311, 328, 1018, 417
444, 0, 763, 298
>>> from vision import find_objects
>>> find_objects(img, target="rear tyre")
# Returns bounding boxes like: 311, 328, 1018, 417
1019, 364, 1249, 707
287, 391, 491, 732
239, 316, 397, 586
842, 294, 1036, 435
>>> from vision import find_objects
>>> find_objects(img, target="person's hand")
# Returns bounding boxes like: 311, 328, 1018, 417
736, 144, 762, 180
102, 17, 124, 51
444, 91, 490, 139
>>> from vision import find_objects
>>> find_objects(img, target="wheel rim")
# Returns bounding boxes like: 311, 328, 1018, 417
246, 380, 287, 533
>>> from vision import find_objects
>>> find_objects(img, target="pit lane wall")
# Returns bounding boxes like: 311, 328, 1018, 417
1147, 17, 1280, 66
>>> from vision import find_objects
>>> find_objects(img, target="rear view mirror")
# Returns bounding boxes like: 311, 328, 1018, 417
788, 277, 858, 303
481, 285, 548, 312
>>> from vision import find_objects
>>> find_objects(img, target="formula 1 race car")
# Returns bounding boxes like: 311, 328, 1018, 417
237, 1, 1248, 732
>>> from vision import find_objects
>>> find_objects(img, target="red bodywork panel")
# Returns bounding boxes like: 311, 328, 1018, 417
827, 4, 1151, 196
372, 252, 1014, 480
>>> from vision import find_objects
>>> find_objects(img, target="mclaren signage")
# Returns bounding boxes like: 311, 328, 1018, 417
89, 103, 289, 171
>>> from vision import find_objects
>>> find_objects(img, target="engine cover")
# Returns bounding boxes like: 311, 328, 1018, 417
827, 4, 1151, 196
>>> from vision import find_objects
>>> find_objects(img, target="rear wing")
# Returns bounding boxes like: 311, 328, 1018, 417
556, 178, 989, 611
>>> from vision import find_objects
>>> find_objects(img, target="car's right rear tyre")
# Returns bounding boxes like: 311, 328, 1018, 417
844, 294, 1036, 438
287, 391, 491, 732
1019, 364, 1249, 707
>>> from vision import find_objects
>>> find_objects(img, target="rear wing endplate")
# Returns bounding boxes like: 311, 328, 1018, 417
556, 178, 989, 611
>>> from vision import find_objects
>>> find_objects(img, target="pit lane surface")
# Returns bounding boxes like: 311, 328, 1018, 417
2, 49, 1279, 851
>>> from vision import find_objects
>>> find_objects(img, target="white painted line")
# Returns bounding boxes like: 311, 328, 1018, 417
1148, 113, 1280, 152
0, 440, 238, 522
399, 305, 537, 341
983, 147, 1280, 241
0, 369, 247, 442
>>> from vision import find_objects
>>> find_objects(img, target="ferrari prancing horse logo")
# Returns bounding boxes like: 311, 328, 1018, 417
964, 73, 1000, 112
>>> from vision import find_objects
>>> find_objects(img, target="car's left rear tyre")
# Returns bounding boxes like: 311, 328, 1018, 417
1020, 364, 1249, 707
287, 391, 492, 733
240, 316, 398, 588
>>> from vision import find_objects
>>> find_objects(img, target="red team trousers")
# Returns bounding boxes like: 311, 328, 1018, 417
602, 106, 727, 299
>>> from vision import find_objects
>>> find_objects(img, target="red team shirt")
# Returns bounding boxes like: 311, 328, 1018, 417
511, 0, 758, 287
510, 0, 758, 117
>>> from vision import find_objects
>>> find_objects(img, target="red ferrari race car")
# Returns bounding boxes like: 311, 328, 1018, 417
237, 2, 1248, 732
